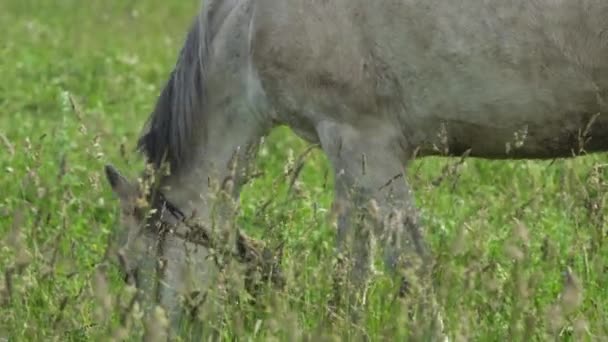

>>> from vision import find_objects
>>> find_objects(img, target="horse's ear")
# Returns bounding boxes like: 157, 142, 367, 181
105, 164, 135, 200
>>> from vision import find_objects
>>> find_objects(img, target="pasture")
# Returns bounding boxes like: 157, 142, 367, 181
1, 0, 607, 340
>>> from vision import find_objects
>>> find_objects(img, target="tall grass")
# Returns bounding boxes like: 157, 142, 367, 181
1, 1, 607, 340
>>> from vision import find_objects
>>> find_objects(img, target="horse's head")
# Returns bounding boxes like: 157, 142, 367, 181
104, 164, 183, 291
104, 164, 150, 286
104, 163, 284, 324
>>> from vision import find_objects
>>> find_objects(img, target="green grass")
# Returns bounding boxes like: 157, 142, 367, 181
1, 1, 607, 340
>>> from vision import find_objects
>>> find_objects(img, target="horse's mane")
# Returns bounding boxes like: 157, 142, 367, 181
137, 2, 220, 172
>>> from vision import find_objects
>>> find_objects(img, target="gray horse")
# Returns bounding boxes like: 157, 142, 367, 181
105, 0, 608, 338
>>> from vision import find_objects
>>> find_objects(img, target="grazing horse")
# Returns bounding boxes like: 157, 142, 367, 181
105, 0, 608, 338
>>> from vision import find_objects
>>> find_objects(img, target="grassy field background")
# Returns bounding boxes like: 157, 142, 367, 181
1, 0, 607, 340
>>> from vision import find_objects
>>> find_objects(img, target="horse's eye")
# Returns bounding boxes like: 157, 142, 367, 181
132, 206, 148, 221
123, 268, 139, 287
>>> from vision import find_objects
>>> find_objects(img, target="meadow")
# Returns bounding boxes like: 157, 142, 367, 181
1, 0, 607, 340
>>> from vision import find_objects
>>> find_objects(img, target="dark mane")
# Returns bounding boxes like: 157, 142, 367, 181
137, 7, 211, 171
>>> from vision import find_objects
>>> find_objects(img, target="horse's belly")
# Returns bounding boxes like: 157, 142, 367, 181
427, 114, 608, 159
414, 87, 608, 159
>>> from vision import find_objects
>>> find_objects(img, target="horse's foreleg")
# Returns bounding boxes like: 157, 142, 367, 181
316, 119, 446, 340
316, 121, 410, 294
